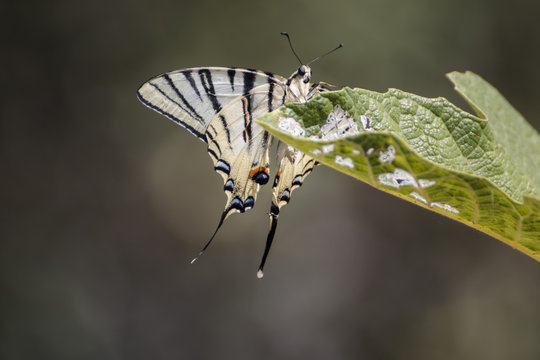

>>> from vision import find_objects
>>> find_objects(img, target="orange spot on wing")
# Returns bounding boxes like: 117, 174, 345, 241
275, 171, 281, 185
249, 166, 269, 178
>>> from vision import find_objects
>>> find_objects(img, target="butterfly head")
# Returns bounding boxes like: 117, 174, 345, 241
287, 65, 313, 102
296, 65, 312, 84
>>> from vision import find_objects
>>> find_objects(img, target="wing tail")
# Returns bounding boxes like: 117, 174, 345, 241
257, 202, 280, 278
190, 210, 228, 264
256, 141, 316, 276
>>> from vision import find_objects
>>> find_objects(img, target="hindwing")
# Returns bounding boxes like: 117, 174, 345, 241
206, 82, 287, 221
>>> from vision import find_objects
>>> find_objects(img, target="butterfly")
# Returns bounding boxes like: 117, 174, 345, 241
137, 34, 343, 277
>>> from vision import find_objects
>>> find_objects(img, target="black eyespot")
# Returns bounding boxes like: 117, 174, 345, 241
224, 179, 234, 192
280, 189, 290, 203
244, 196, 255, 210
273, 174, 280, 188
230, 197, 245, 213
270, 202, 280, 216
215, 160, 230, 175
252, 171, 269, 185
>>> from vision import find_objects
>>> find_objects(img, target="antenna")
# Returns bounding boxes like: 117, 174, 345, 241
281, 32, 303, 65
306, 43, 344, 66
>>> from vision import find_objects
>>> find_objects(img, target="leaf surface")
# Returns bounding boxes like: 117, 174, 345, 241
257, 71, 540, 261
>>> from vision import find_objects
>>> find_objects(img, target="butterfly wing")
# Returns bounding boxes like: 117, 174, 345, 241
272, 145, 316, 210
139, 65, 341, 273
256, 142, 316, 276
137, 67, 286, 141
256, 84, 337, 277
206, 81, 287, 221
138, 67, 291, 259
194, 81, 294, 259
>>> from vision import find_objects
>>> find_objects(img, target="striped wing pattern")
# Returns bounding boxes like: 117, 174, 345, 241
205, 82, 287, 223
257, 143, 317, 275
138, 67, 286, 141
272, 145, 316, 211
138, 65, 331, 276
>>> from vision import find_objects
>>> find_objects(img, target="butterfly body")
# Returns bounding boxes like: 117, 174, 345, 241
138, 64, 338, 276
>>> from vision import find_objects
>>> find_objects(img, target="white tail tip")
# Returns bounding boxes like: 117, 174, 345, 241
257, 270, 264, 279
190, 258, 198, 264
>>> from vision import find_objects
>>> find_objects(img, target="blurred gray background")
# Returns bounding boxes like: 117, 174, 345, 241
2, 0, 540, 359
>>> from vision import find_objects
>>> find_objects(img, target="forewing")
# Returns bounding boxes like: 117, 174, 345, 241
137, 67, 286, 141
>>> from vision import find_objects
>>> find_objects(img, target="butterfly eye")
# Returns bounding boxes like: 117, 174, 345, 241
297, 66, 306, 76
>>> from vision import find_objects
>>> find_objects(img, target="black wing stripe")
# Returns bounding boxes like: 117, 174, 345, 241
148, 83, 192, 119
243, 70, 256, 95
242, 72, 256, 143
210, 138, 222, 156
303, 159, 315, 171
207, 148, 218, 160
261, 131, 270, 152
198, 69, 222, 113
219, 115, 231, 145
163, 74, 205, 124
241, 96, 252, 142
265, 72, 276, 111
137, 91, 206, 142
227, 69, 236, 91
182, 70, 202, 100
302, 167, 313, 176
207, 124, 217, 138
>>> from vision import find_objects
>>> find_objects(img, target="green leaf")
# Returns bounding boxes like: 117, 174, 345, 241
257, 71, 540, 261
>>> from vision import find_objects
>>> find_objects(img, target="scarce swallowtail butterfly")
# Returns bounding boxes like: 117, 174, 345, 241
137, 33, 343, 278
